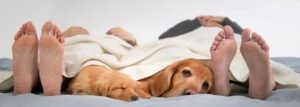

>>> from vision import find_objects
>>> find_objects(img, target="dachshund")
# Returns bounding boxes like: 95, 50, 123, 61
137, 58, 214, 97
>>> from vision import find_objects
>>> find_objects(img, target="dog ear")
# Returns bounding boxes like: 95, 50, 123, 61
135, 82, 152, 99
91, 82, 109, 96
150, 62, 180, 97
199, 59, 215, 94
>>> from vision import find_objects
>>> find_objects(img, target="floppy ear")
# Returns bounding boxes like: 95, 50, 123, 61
150, 62, 180, 97
199, 59, 215, 94
135, 83, 152, 99
91, 82, 109, 96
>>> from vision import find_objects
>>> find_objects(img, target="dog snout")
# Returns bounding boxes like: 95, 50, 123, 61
130, 96, 139, 101
183, 89, 196, 95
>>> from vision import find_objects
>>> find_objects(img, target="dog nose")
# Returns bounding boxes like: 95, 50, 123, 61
131, 96, 139, 101
183, 89, 196, 95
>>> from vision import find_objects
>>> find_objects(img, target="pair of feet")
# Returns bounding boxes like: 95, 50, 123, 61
210, 26, 275, 99
13, 21, 64, 95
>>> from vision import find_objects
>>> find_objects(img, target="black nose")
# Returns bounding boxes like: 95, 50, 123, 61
183, 89, 196, 95
131, 96, 139, 101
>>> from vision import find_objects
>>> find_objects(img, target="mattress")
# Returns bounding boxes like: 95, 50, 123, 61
0, 57, 300, 107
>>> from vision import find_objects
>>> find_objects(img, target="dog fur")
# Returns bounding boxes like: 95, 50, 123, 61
66, 65, 150, 101
67, 58, 214, 101
138, 58, 214, 97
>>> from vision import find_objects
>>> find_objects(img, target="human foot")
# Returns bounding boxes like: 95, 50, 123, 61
12, 22, 39, 95
210, 26, 237, 96
39, 21, 64, 96
63, 26, 89, 37
240, 29, 275, 99
106, 27, 137, 46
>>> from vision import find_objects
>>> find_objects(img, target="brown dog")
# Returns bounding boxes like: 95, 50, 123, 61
67, 65, 151, 101
138, 58, 214, 97
66, 58, 214, 101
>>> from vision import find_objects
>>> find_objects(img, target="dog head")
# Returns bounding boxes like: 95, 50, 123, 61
93, 71, 151, 102
150, 58, 214, 97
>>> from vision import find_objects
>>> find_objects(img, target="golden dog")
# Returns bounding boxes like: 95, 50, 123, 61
138, 58, 214, 97
67, 65, 151, 101
67, 59, 214, 101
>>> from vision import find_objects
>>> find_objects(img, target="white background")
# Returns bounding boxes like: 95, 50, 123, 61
0, 0, 299, 58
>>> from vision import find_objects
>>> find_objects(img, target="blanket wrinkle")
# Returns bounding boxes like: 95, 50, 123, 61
63, 27, 300, 89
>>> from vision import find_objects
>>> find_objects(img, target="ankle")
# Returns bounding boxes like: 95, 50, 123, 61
43, 88, 61, 96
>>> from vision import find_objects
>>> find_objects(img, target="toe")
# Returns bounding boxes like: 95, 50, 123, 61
50, 24, 57, 37
59, 33, 64, 44
54, 29, 59, 39
252, 33, 262, 45
242, 28, 251, 42
15, 30, 22, 41
223, 25, 234, 39
210, 45, 217, 53
252, 32, 269, 52
24, 21, 36, 35
15, 23, 27, 40
262, 44, 269, 52
56, 27, 61, 40
216, 31, 225, 41
213, 40, 219, 46
51, 24, 58, 38
20, 24, 26, 35
42, 21, 53, 35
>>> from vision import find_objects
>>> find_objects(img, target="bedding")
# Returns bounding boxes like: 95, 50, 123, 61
61, 27, 300, 88
0, 57, 300, 107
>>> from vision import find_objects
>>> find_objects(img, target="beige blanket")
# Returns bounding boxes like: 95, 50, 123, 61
1, 27, 300, 91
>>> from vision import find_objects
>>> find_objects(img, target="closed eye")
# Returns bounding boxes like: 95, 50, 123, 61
109, 88, 124, 97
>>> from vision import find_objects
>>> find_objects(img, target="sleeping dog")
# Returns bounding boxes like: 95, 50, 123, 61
65, 27, 214, 101
67, 58, 214, 101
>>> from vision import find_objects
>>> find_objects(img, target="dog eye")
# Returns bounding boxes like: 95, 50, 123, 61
202, 81, 209, 90
182, 69, 192, 77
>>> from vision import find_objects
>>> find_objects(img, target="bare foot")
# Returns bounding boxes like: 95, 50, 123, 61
12, 22, 39, 95
240, 29, 275, 99
106, 27, 137, 46
63, 26, 89, 37
39, 21, 64, 96
210, 26, 237, 96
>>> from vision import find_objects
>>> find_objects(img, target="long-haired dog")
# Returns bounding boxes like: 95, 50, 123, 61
67, 59, 214, 101
138, 58, 214, 97
66, 65, 150, 101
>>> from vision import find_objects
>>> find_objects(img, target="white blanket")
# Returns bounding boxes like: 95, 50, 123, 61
63, 27, 300, 89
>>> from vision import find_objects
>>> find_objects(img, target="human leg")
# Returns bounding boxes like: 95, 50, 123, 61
240, 29, 275, 99
39, 21, 64, 96
210, 26, 237, 96
12, 22, 39, 95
